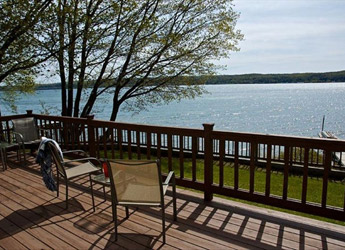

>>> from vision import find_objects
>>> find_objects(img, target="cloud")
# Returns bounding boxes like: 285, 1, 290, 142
217, 0, 345, 74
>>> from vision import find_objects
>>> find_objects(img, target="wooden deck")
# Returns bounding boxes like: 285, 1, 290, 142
1, 155, 345, 249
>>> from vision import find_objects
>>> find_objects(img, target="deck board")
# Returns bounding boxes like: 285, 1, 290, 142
1, 156, 345, 249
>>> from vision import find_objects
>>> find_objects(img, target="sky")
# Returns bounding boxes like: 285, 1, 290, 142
216, 0, 345, 75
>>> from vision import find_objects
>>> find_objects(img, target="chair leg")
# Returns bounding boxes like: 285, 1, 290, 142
65, 180, 69, 209
114, 204, 118, 241
56, 172, 60, 197
173, 177, 177, 221
125, 206, 129, 218
0, 149, 6, 171
4, 148, 8, 171
103, 186, 106, 201
162, 204, 166, 244
90, 174, 95, 212
21, 145, 26, 166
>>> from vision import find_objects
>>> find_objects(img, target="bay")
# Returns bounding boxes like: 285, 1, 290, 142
2, 83, 345, 139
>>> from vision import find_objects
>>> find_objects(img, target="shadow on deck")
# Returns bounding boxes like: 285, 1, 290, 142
1, 154, 345, 249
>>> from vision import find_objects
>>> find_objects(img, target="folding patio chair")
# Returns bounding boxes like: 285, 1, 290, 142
107, 159, 177, 243
12, 117, 45, 163
47, 141, 102, 209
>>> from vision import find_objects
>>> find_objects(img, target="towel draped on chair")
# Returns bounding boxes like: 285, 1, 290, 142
36, 137, 63, 191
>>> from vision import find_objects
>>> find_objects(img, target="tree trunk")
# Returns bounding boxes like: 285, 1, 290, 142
57, 0, 67, 116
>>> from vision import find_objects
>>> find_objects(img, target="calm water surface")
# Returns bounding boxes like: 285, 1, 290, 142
3, 83, 345, 139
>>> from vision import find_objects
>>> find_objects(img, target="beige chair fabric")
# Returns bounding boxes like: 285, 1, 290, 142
48, 141, 101, 209
108, 159, 177, 243
11, 117, 42, 163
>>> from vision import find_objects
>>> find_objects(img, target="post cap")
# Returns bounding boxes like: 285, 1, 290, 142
202, 123, 215, 130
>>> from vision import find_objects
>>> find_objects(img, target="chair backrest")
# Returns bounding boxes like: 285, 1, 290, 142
47, 141, 66, 177
12, 117, 39, 142
108, 159, 163, 204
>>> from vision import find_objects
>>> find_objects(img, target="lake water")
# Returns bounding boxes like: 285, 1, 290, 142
2, 83, 345, 139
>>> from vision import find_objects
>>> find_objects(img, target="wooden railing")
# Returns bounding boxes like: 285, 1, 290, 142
1, 110, 345, 221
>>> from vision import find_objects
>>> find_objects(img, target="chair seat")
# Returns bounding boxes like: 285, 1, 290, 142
65, 162, 100, 179
118, 183, 162, 203
24, 139, 41, 145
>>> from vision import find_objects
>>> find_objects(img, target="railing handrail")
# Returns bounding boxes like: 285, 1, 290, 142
33, 112, 345, 151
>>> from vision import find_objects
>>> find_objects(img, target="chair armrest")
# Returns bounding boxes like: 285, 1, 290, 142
12, 132, 24, 144
164, 171, 175, 186
63, 157, 102, 166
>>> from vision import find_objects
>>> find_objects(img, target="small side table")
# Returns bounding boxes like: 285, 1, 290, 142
90, 173, 114, 219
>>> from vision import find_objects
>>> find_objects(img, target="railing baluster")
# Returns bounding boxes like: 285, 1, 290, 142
302, 147, 309, 204
250, 142, 257, 194
157, 133, 161, 159
118, 128, 123, 159
265, 144, 272, 197
95, 128, 100, 159
203, 123, 214, 201
179, 135, 184, 179
147, 132, 151, 160
192, 136, 197, 182
38, 118, 43, 136
53, 120, 58, 142
322, 150, 332, 208
71, 123, 75, 149
128, 130, 132, 159
234, 141, 239, 190
110, 128, 115, 159
76, 123, 81, 150
48, 120, 53, 138
62, 121, 68, 150
102, 127, 107, 158
136, 131, 141, 160
5, 121, 10, 143
219, 139, 225, 187
168, 133, 172, 171
283, 146, 290, 200
86, 115, 96, 157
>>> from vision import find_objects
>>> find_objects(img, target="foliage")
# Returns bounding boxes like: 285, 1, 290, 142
0, 0, 53, 114
44, 0, 243, 119
0, 72, 36, 114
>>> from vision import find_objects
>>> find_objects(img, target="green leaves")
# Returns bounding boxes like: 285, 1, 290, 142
0, 0, 54, 113
1, 0, 243, 119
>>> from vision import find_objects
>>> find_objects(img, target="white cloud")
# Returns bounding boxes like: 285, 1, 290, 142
217, 0, 345, 74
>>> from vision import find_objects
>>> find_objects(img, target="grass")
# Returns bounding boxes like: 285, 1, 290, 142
99, 150, 345, 226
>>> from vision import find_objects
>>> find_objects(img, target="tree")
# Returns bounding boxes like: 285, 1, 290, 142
0, 0, 53, 114
48, 0, 243, 120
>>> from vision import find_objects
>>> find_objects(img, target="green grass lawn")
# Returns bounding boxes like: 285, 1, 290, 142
99, 150, 345, 226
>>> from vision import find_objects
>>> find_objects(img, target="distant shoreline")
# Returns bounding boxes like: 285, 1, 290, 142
34, 70, 345, 90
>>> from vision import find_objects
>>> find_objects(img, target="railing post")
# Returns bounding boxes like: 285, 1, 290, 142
203, 123, 214, 202
86, 115, 96, 157
26, 110, 33, 116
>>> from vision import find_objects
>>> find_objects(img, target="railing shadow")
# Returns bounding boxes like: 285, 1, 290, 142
0, 198, 84, 240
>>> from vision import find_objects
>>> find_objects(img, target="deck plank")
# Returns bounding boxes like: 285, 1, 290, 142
0, 170, 145, 250
1, 156, 345, 249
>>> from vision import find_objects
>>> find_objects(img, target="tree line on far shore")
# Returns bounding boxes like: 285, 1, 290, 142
205, 70, 345, 84
34, 70, 345, 90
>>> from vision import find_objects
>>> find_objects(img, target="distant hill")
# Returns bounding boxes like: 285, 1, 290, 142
205, 70, 345, 84
35, 70, 345, 90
